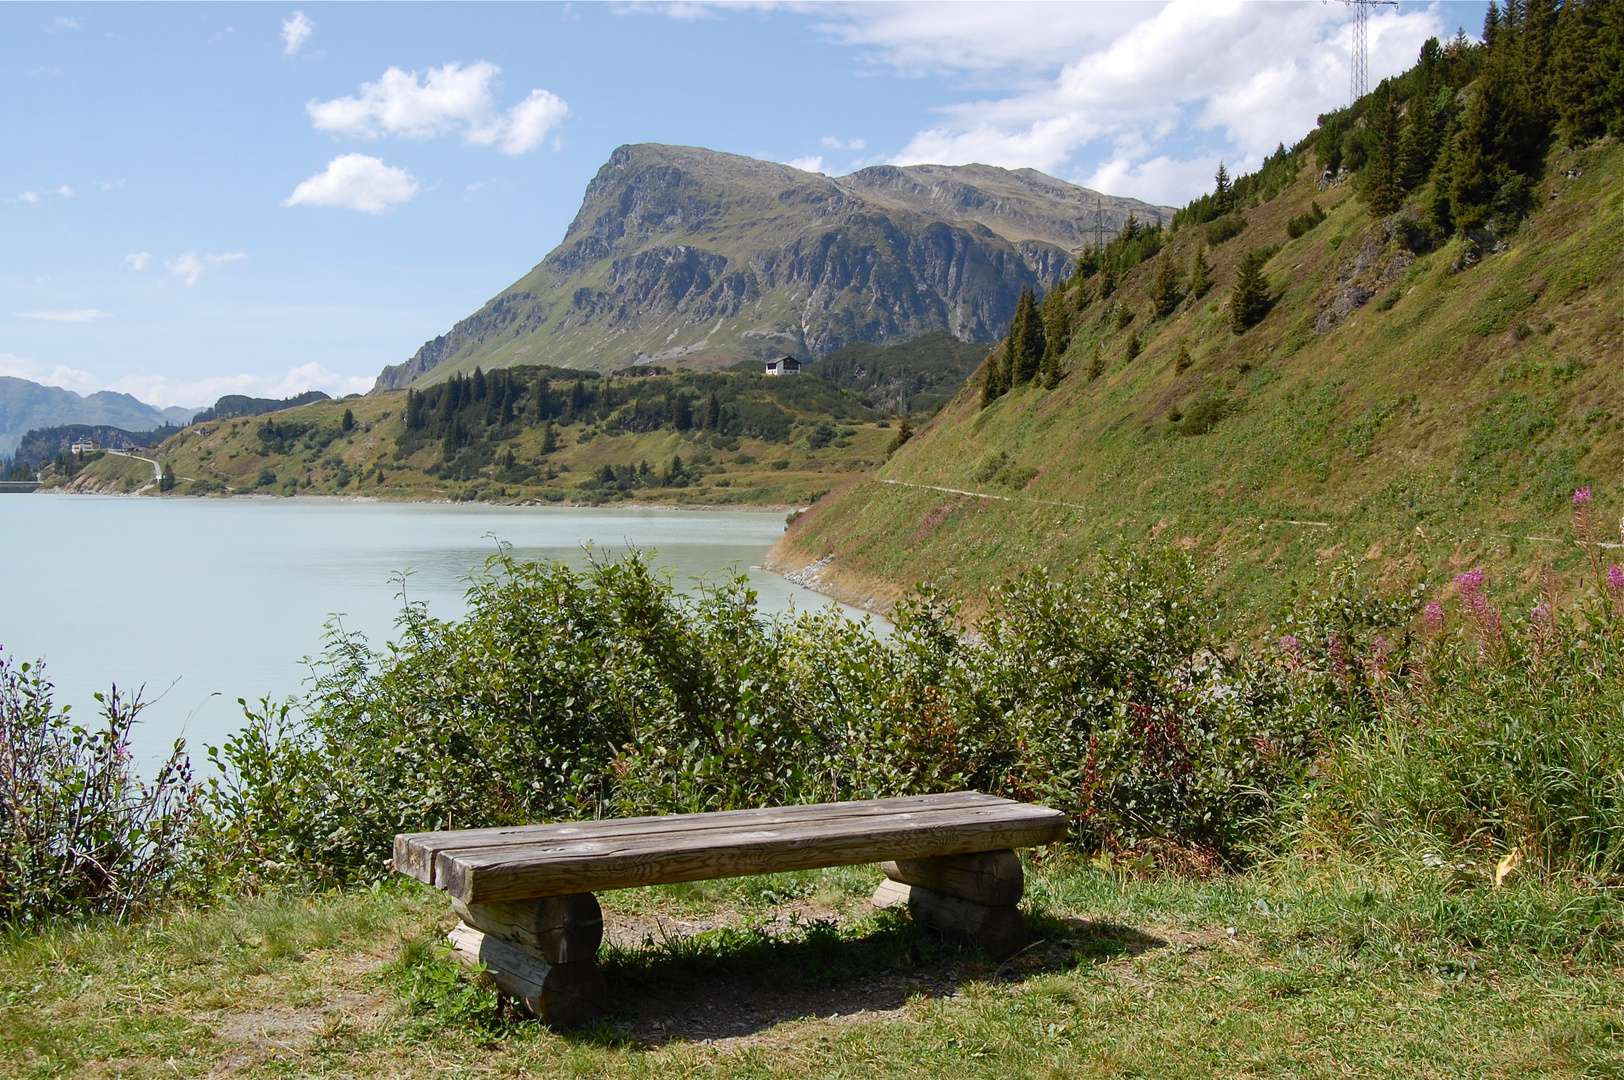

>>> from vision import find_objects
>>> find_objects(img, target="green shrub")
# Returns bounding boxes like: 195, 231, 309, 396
1205, 214, 1248, 246
1286, 202, 1327, 240
204, 546, 1306, 883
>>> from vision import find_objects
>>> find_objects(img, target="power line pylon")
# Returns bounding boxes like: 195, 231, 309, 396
1346, 0, 1397, 104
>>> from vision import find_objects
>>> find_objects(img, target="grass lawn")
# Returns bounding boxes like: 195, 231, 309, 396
5, 856, 1621, 1078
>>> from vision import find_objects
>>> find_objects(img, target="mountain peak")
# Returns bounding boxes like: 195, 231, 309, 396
374, 145, 1174, 391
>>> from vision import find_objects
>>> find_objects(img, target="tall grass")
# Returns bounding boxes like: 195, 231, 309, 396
0, 656, 200, 924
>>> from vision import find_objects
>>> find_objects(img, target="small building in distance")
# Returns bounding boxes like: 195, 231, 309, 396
764, 355, 802, 376
70, 439, 102, 454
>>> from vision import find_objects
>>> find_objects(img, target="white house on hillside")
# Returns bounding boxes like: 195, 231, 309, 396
764, 355, 802, 376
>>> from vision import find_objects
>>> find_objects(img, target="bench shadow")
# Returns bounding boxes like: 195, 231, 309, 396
567, 909, 1167, 1047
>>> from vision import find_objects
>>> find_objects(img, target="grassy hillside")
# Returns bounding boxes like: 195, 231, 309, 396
145, 367, 896, 507
771, 137, 1622, 620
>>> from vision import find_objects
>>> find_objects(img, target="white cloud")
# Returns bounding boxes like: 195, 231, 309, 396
821, 136, 866, 150
786, 156, 826, 174
107, 363, 373, 410
812, 1, 1446, 203
306, 62, 567, 153
125, 252, 152, 271
96, 179, 124, 190
166, 251, 247, 286
58, 185, 73, 198
14, 191, 40, 204
15, 309, 112, 323
815, 2, 1151, 76
0, 353, 102, 396
48, 16, 80, 31
284, 154, 419, 214
489, 89, 569, 155
281, 10, 314, 55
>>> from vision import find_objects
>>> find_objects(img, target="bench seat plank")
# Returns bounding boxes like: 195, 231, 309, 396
403, 793, 1067, 904
395, 791, 1009, 886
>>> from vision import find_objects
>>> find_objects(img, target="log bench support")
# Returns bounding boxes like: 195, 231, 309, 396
447, 893, 608, 1028
871, 849, 1027, 961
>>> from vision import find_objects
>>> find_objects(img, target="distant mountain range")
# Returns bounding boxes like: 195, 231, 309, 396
0, 377, 195, 455
374, 144, 1174, 390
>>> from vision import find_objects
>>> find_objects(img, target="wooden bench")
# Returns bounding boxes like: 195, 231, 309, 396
394, 791, 1067, 1027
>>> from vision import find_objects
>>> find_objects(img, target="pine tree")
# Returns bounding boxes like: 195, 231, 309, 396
1550, 0, 1621, 145
1174, 343, 1192, 375
1213, 161, 1232, 212
159, 462, 176, 493
1229, 249, 1270, 333
341, 407, 355, 432
1124, 332, 1140, 361
981, 344, 1011, 406
1149, 254, 1181, 319
1086, 349, 1105, 381
1364, 83, 1402, 215
1008, 287, 1046, 385
1097, 264, 1116, 302
1189, 247, 1212, 299
1040, 286, 1072, 363
1428, 122, 1457, 234
1397, 80, 1438, 192
541, 420, 558, 454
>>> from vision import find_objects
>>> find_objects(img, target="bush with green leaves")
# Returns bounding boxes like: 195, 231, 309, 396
0, 655, 200, 925
204, 545, 1308, 886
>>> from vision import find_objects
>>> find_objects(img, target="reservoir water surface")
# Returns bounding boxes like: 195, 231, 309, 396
0, 496, 853, 768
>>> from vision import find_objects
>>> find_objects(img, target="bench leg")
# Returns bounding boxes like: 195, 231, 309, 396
873, 850, 1028, 961
447, 893, 606, 1028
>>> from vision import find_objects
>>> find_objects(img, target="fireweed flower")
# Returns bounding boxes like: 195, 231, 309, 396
1574, 487, 1593, 507
1423, 600, 1444, 631
1608, 565, 1624, 593
1278, 634, 1300, 653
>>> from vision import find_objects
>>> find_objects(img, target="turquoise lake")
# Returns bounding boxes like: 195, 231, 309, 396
0, 496, 861, 769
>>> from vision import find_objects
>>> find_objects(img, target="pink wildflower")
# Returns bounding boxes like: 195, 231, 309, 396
1457, 567, 1485, 593
1573, 487, 1592, 507
1423, 600, 1444, 630
1608, 565, 1624, 593
1278, 634, 1300, 653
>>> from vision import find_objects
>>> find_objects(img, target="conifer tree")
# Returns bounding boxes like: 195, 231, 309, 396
1086, 349, 1105, 381
1174, 343, 1192, 375
1008, 287, 1046, 385
1097, 264, 1116, 302
981, 345, 1010, 406
1124, 332, 1140, 361
1428, 122, 1457, 235
1039, 287, 1070, 387
1229, 249, 1270, 333
1188, 247, 1212, 299
1149, 254, 1181, 319
1364, 83, 1402, 215
1213, 162, 1232, 212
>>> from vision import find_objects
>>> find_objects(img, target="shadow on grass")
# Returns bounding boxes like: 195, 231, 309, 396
568, 906, 1166, 1047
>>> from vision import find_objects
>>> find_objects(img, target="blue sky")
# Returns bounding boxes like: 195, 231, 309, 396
2, 1, 1489, 410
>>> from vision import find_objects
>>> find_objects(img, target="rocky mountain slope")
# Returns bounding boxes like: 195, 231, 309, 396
374, 144, 1172, 389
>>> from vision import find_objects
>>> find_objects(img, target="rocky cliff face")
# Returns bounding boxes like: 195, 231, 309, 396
375, 145, 1174, 390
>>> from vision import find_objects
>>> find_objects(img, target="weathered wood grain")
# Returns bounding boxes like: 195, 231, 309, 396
450, 893, 603, 963
393, 791, 1009, 886
880, 849, 1023, 907
446, 923, 607, 1029
871, 879, 1028, 961
436, 799, 1067, 904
